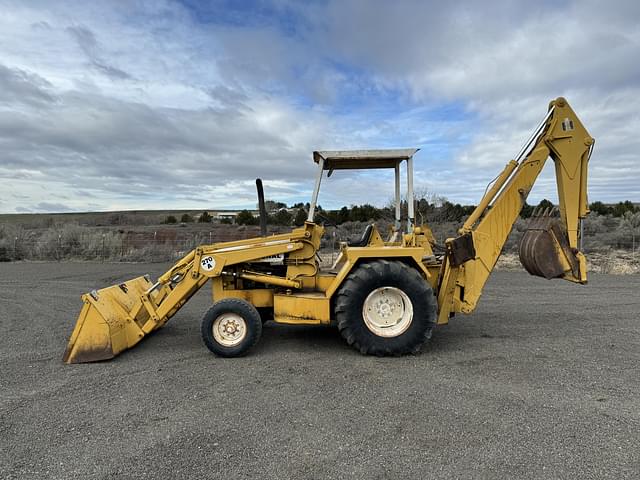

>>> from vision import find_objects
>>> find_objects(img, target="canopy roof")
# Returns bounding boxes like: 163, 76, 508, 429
312, 149, 419, 170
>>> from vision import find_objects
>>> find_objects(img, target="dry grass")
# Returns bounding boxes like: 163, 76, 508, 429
1, 213, 638, 274
587, 250, 640, 275
495, 253, 525, 271
496, 251, 639, 275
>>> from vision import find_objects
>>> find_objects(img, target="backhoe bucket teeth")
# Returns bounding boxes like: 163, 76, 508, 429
63, 276, 156, 364
519, 208, 582, 282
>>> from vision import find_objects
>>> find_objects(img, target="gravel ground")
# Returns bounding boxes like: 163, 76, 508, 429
0, 262, 639, 479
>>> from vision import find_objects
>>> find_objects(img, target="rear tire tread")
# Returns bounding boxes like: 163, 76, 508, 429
335, 260, 437, 356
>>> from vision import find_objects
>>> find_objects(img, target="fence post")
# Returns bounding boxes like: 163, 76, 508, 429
331, 230, 336, 265
14, 236, 17, 260
58, 234, 62, 262
101, 234, 106, 262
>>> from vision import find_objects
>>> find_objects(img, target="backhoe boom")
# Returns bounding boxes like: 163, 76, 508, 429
439, 97, 594, 322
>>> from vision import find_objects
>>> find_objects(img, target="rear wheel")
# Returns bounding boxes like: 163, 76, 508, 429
335, 260, 437, 356
201, 298, 262, 357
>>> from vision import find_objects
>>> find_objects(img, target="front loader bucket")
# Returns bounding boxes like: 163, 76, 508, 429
519, 208, 585, 283
63, 275, 156, 364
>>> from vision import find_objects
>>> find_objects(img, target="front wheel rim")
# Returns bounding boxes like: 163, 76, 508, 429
362, 286, 413, 337
212, 313, 247, 347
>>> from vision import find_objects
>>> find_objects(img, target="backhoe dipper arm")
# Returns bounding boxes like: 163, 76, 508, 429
438, 98, 594, 321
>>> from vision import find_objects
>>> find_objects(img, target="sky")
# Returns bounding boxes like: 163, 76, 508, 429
0, 0, 639, 214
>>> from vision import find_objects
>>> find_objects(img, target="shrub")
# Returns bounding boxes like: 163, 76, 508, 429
293, 208, 307, 226
270, 209, 292, 226
198, 211, 212, 223
236, 210, 258, 225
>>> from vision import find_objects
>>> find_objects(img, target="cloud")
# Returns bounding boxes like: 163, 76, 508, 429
33, 202, 74, 212
66, 24, 133, 80
0, 62, 342, 211
0, 0, 638, 214
0, 64, 56, 106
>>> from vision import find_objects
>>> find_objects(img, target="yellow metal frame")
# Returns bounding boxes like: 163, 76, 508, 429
64, 97, 594, 363
207, 223, 437, 326
440, 97, 593, 322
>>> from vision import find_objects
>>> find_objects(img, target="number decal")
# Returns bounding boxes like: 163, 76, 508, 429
201, 256, 216, 271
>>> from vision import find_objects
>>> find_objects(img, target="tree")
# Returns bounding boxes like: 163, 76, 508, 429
198, 211, 212, 223
164, 215, 177, 224
293, 208, 307, 226
264, 200, 287, 212
349, 204, 381, 222
180, 213, 193, 223
415, 198, 434, 224
536, 199, 555, 213
322, 208, 348, 225
271, 209, 293, 226
622, 211, 640, 255
520, 201, 534, 219
236, 210, 258, 225
589, 201, 611, 216
338, 206, 350, 224
612, 200, 637, 217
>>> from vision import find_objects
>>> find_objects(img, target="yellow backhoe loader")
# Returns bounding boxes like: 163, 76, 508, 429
63, 97, 594, 363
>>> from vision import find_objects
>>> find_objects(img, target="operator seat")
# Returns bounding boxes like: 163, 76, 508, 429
348, 224, 374, 247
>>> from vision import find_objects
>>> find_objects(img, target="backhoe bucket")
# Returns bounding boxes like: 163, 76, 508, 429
63, 276, 156, 364
519, 208, 584, 283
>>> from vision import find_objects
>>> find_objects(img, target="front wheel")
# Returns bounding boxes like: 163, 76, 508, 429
335, 260, 437, 356
201, 298, 263, 357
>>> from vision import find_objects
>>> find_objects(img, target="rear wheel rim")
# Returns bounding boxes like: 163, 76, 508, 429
362, 286, 413, 337
212, 313, 247, 347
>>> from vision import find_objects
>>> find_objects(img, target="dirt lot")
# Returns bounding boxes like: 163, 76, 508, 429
1, 262, 638, 479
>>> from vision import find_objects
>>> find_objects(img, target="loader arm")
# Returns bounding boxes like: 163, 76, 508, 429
63, 224, 321, 363
437, 97, 594, 323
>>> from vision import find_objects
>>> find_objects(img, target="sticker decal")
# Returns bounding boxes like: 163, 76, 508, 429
201, 256, 216, 271
254, 254, 285, 263
561, 118, 574, 131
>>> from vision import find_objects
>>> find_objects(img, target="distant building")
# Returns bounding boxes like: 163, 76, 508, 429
215, 211, 239, 221
205, 210, 260, 221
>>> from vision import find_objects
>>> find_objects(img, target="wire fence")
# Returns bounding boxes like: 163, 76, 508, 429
1, 231, 265, 263
4, 237, 196, 263
1, 229, 638, 268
